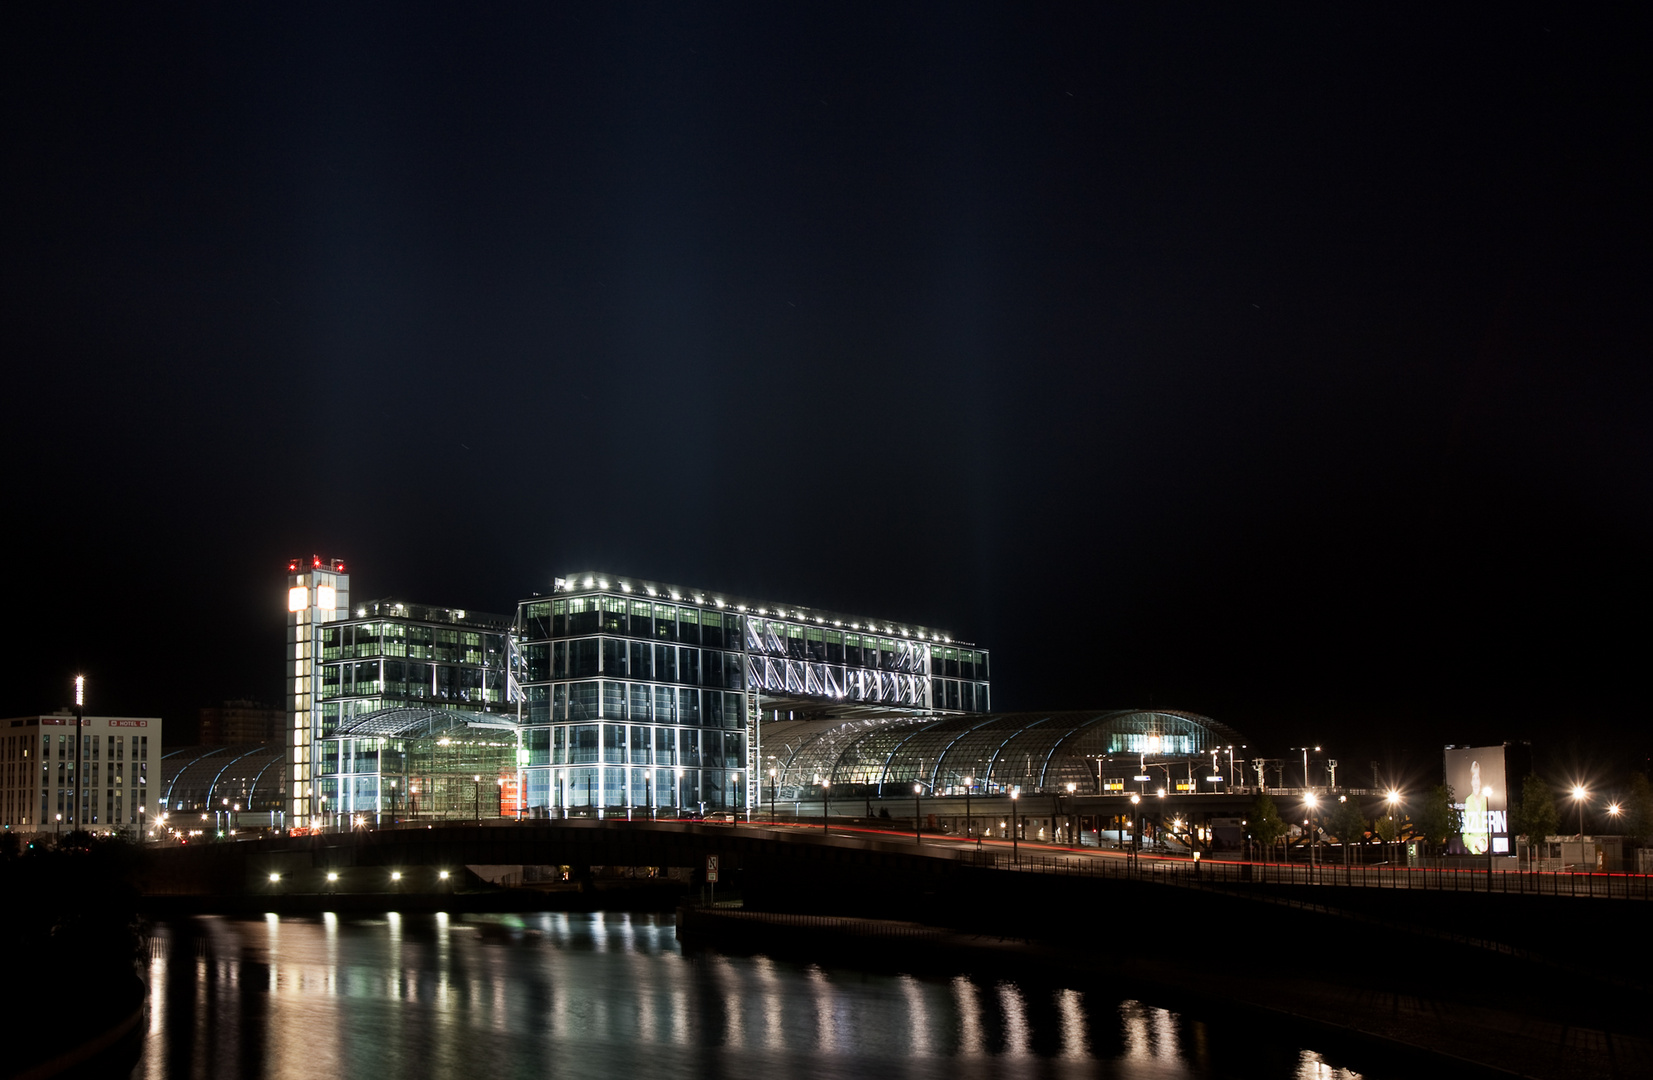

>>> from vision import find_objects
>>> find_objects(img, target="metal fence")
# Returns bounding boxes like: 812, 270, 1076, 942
955, 848, 1653, 900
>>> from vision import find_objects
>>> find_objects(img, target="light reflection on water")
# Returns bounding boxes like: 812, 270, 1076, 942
133, 913, 1369, 1080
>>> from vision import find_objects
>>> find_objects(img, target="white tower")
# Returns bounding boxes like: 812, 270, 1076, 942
286, 555, 349, 831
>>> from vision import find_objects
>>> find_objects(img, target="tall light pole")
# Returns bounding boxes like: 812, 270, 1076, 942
964, 776, 975, 847
1010, 789, 1020, 863
1385, 789, 1400, 866
1572, 785, 1587, 839
1130, 792, 1141, 863
72, 676, 85, 834
914, 783, 923, 844
1065, 782, 1077, 846
473, 774, 481, 825
821, 778, 830, 832
769, 768, 777, 824
1304, 792, 1319, 869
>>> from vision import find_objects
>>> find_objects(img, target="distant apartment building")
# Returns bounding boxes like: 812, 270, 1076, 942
1, 712, 161, 835
199, 700, 285, 745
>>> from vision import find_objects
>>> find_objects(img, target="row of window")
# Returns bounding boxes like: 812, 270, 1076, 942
523, 598, 741, 646
319, 660, 502, 702
524, 683, 747, 727
518, 724, 746, 768
319, 622, 504, 664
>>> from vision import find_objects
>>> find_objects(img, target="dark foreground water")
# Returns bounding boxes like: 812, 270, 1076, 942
133, 912, 1376, 1079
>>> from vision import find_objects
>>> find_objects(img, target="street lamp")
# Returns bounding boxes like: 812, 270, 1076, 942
1065, 782, 1077, 846
1010, 789, 1020, 863
769, 768, 777, 824
963, 776, 975, 847
474, 774, 481, 825
1572, 785, 1587, 839
1130, 792, 1141, 863
821, 778, 830, 832
72, 676, 85, 834
1304, 792, 1319, 869
1385, 789, 1400, 865
914, 783, 923, 844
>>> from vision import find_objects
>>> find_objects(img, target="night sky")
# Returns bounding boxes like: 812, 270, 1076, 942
4, 7, 1647, 785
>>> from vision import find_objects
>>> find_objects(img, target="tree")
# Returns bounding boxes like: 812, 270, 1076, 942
1327, 798, 1369, 866
1511, 774, 1559, 869
1414, 784, 1462, 861
1247, 792, 1287, 861
1373, 807, 1402, 863
1623, 773, 1653, 847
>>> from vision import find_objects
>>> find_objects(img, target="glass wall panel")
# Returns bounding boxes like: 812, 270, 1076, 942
653, 685, 675, 723
701, 611, 724, 648
678, 646, 699, 685
602, 681, 625, 718
525, 643, 549, 681
552, 726, 567, 764
569, 682, 598, 721
602, 597, 627, 634
523, 602, 551, 639
602, 724, 626, 763
701, 649, 723, 688
654, 644, 676, 683
678, 688, 701, 725
653, 604, 677, 641
629, 641, 651, 678
678, 606, 699, 645
569, 725, 599, 764
724, 652, 744, 690
551, 599, 567, 636
805, 627, 825, 661
655, 727, 676, 765
826, 630, 844, 663
786, 624, 805, 660
630, 725, 652, 765
570, 638, 599, 678
528, 685, 549, 723
602, 639, 627, 677
567, 597, 598, 635
629, 683, 652, 721
553, 684, 568, 721
526, 728, 550, 766
553, 641, 568, 678
629, 600, 652, 638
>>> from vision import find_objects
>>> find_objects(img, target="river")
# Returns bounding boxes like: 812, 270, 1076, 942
131, 911, 1380, 1079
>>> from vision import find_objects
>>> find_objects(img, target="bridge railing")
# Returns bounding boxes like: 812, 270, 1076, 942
955, 849, 1653, 900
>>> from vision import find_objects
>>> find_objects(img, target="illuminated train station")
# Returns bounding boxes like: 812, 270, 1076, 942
280, 559, 1252, 836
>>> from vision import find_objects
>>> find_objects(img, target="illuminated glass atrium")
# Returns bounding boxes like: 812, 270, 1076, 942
511, 571, 991, 815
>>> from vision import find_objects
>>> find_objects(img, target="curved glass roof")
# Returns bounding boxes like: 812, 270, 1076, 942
767, 709, 1245, 794
327, 707, 519, 740
159, 743, 286, 815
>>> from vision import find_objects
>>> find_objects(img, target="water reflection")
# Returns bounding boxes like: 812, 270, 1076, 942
135, 913, 1371, 1079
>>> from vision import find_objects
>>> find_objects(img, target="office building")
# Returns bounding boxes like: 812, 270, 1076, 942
199, 699, 285, 745
1, 712, 160, 835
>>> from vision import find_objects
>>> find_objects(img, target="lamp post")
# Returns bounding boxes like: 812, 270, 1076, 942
72, 676, 85, 834
1011, 789, 1020, 863
1065, 781, 1077, 846
1130, 792, 1141, 865
769, 768, 777, 824
1385, 789, 1400, 866
963, 776, 975, 848
675, 768, 684, 817
914, 783, 923, 844
1571, 785, 1587, 840
474, 774, 481, 825
1304, 792, 1319, 870
822, 779, 830, 832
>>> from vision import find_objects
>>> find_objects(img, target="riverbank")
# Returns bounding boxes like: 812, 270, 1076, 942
677, 905, 1652, 1080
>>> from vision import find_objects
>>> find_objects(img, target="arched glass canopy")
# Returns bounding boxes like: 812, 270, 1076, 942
764, 709, 1245, 796
159, 743, 287, 815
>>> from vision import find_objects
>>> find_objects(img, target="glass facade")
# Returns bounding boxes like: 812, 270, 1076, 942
308, 599, 516, 826
513, 572, 989, 817
762, 709, 1244, 799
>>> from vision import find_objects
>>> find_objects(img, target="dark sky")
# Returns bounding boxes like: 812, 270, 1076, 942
4, 6, 1648, 784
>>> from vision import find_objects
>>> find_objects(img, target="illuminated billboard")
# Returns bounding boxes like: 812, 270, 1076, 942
1444, 745, 1509, 855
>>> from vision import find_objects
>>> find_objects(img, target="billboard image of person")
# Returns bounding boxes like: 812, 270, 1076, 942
1444, 746, 1509, 855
